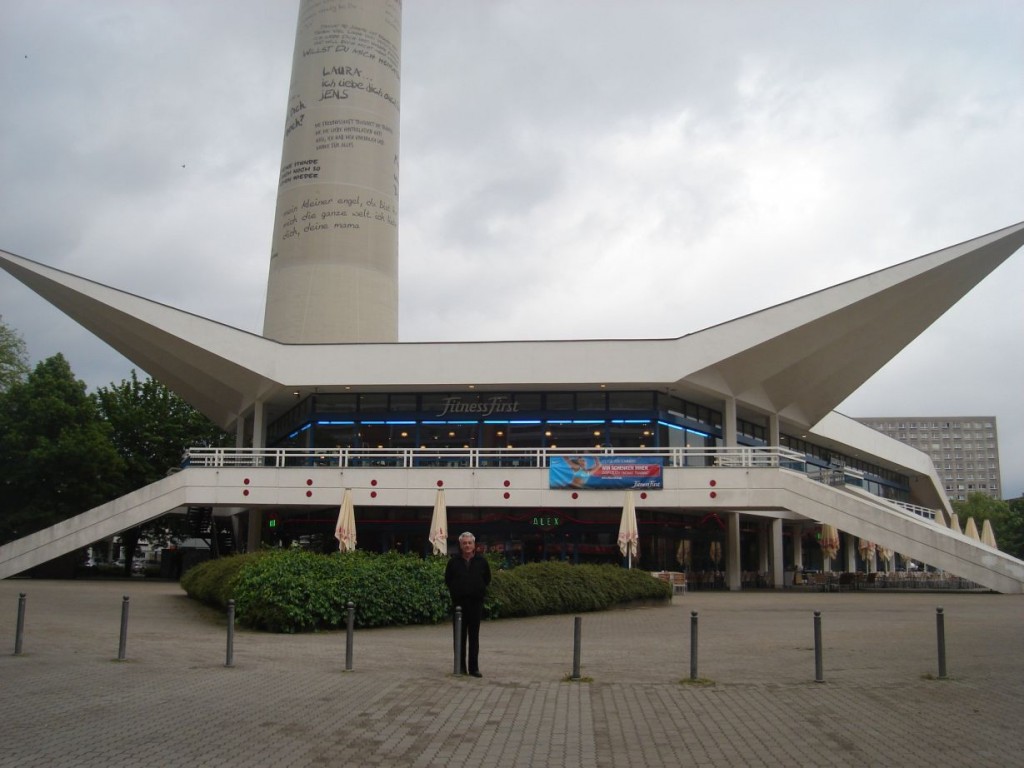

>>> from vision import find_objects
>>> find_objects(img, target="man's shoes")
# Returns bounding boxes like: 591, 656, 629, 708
469, 671, 483, 678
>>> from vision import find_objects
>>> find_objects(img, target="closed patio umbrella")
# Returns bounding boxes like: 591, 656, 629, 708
877, 546, 893, 572
676, 539, 691, 568
857, 538, 876, 568
428, 488, 449, 556
819, 524, 840, 560
334, 488, 357, 552
709, 540, 722, 567
618, 490, 639, 568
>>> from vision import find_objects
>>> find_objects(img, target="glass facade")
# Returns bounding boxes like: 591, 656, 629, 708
262, 389, 912, 570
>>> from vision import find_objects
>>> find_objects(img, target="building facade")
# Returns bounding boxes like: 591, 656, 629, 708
856, 417, 1001, 501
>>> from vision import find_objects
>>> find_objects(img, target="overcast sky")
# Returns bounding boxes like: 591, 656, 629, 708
1, 1, 1022, 496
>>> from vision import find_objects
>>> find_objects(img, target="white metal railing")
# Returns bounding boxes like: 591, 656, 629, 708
893, 500, 938, 522
185, 444, 810, 471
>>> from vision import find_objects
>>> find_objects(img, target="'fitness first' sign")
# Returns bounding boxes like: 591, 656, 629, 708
549, 456, 663, 490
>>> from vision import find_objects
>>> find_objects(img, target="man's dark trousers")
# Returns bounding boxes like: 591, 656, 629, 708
454, 597, 484, 674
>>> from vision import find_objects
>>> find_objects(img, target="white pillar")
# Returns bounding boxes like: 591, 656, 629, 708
252, 400, 266, 449
726, 512, 742, 591
845, 533, 857, 572
263, 0, 402, 343
770, 518, 784, 589
768, 413, 780, 447
757, 522, 769, 575
245, 400, 267, 553
723, 397, 738, 447
792, 524, 804, 571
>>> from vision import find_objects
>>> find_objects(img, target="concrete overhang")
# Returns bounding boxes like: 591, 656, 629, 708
2, 221, 1022, 438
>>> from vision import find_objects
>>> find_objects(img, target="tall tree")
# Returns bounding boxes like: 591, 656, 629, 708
97, 370, 230, 489
952, 493, 1023, 559
0, 354, 125, 544
0, 315, 30, 393
96, 371, 232, 570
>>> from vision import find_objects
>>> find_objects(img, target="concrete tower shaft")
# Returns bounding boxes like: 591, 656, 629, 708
263, 0, 401, 343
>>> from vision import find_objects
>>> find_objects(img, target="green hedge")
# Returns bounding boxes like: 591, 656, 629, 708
181, 550, 671, 633
486, 562, 671, 619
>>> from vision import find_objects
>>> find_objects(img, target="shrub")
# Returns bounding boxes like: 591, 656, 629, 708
180, 553, 252, 607
485, 562, 671, 618
181, 550, 671, 633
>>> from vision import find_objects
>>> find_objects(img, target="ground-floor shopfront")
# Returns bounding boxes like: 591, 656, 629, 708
251, 504, 884, 587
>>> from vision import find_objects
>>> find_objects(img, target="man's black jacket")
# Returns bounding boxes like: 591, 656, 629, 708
444, 555, 492, 602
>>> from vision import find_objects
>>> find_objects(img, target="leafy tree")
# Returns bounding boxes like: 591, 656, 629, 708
96, 371, 232, 572
998, 497, 1024, 560
0, 354, 125, 544
952, 493, 1023, 559
0, 315, 30, 393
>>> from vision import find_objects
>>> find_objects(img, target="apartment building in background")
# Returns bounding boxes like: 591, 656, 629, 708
855, 417, 1002, 501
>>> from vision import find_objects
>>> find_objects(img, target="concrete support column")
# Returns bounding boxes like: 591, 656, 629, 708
768, 413, 781, 447
252, 400, 266, 449
723, 397, 738, 447
245, 400, 268, 554
792, 524, 804, 571
757, 522, 769, 576
726, 512, 742, 591
845, 533, 857, 572
770, 518, 784, 589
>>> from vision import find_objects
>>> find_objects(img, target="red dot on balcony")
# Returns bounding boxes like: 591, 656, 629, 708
710, 479, 717, 487
571, 492, 578, 500
710, 491, 717, 499
306, 478, 313, 486
242, 489, 249, 496
370, 490, 377, 498
437, 480, 444, 487
243, 478, 250, 485
306, 490, 312, 497
370, 479, 378, 486
640, 492, 647, 500
503, 480, 511, 487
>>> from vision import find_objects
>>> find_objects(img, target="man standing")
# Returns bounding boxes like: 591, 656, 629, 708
444, 531, 491, 677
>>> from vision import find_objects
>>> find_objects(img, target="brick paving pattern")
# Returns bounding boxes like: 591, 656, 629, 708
1, 580, 1022, 767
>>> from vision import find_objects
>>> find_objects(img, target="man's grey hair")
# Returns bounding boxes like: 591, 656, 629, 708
458, 531, 475, 542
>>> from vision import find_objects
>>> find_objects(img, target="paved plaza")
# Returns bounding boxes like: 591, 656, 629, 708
1, 578, 1022, 767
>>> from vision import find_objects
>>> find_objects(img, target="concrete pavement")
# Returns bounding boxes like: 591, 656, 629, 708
1, 579, 1022, 767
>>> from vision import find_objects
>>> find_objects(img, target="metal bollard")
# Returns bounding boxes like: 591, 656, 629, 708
117, 595, 130, 661
345, 601, 355, 671
225, 600, 235, 668
813, 610, 824, 683
689, 611, 699, 680
936, 607, 947, 679
14, 593, 26, 656
571, 616, 582, 680
453, 606, 463, 675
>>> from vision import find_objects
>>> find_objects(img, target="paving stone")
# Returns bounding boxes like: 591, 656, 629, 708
1, 581, 1022, 767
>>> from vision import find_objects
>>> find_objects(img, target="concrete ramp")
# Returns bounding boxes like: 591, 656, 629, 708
0, 472, 193, 580
766, 469, 1024, 594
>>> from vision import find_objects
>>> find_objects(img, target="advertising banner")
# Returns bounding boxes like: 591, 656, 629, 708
549, 456, 663, 490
